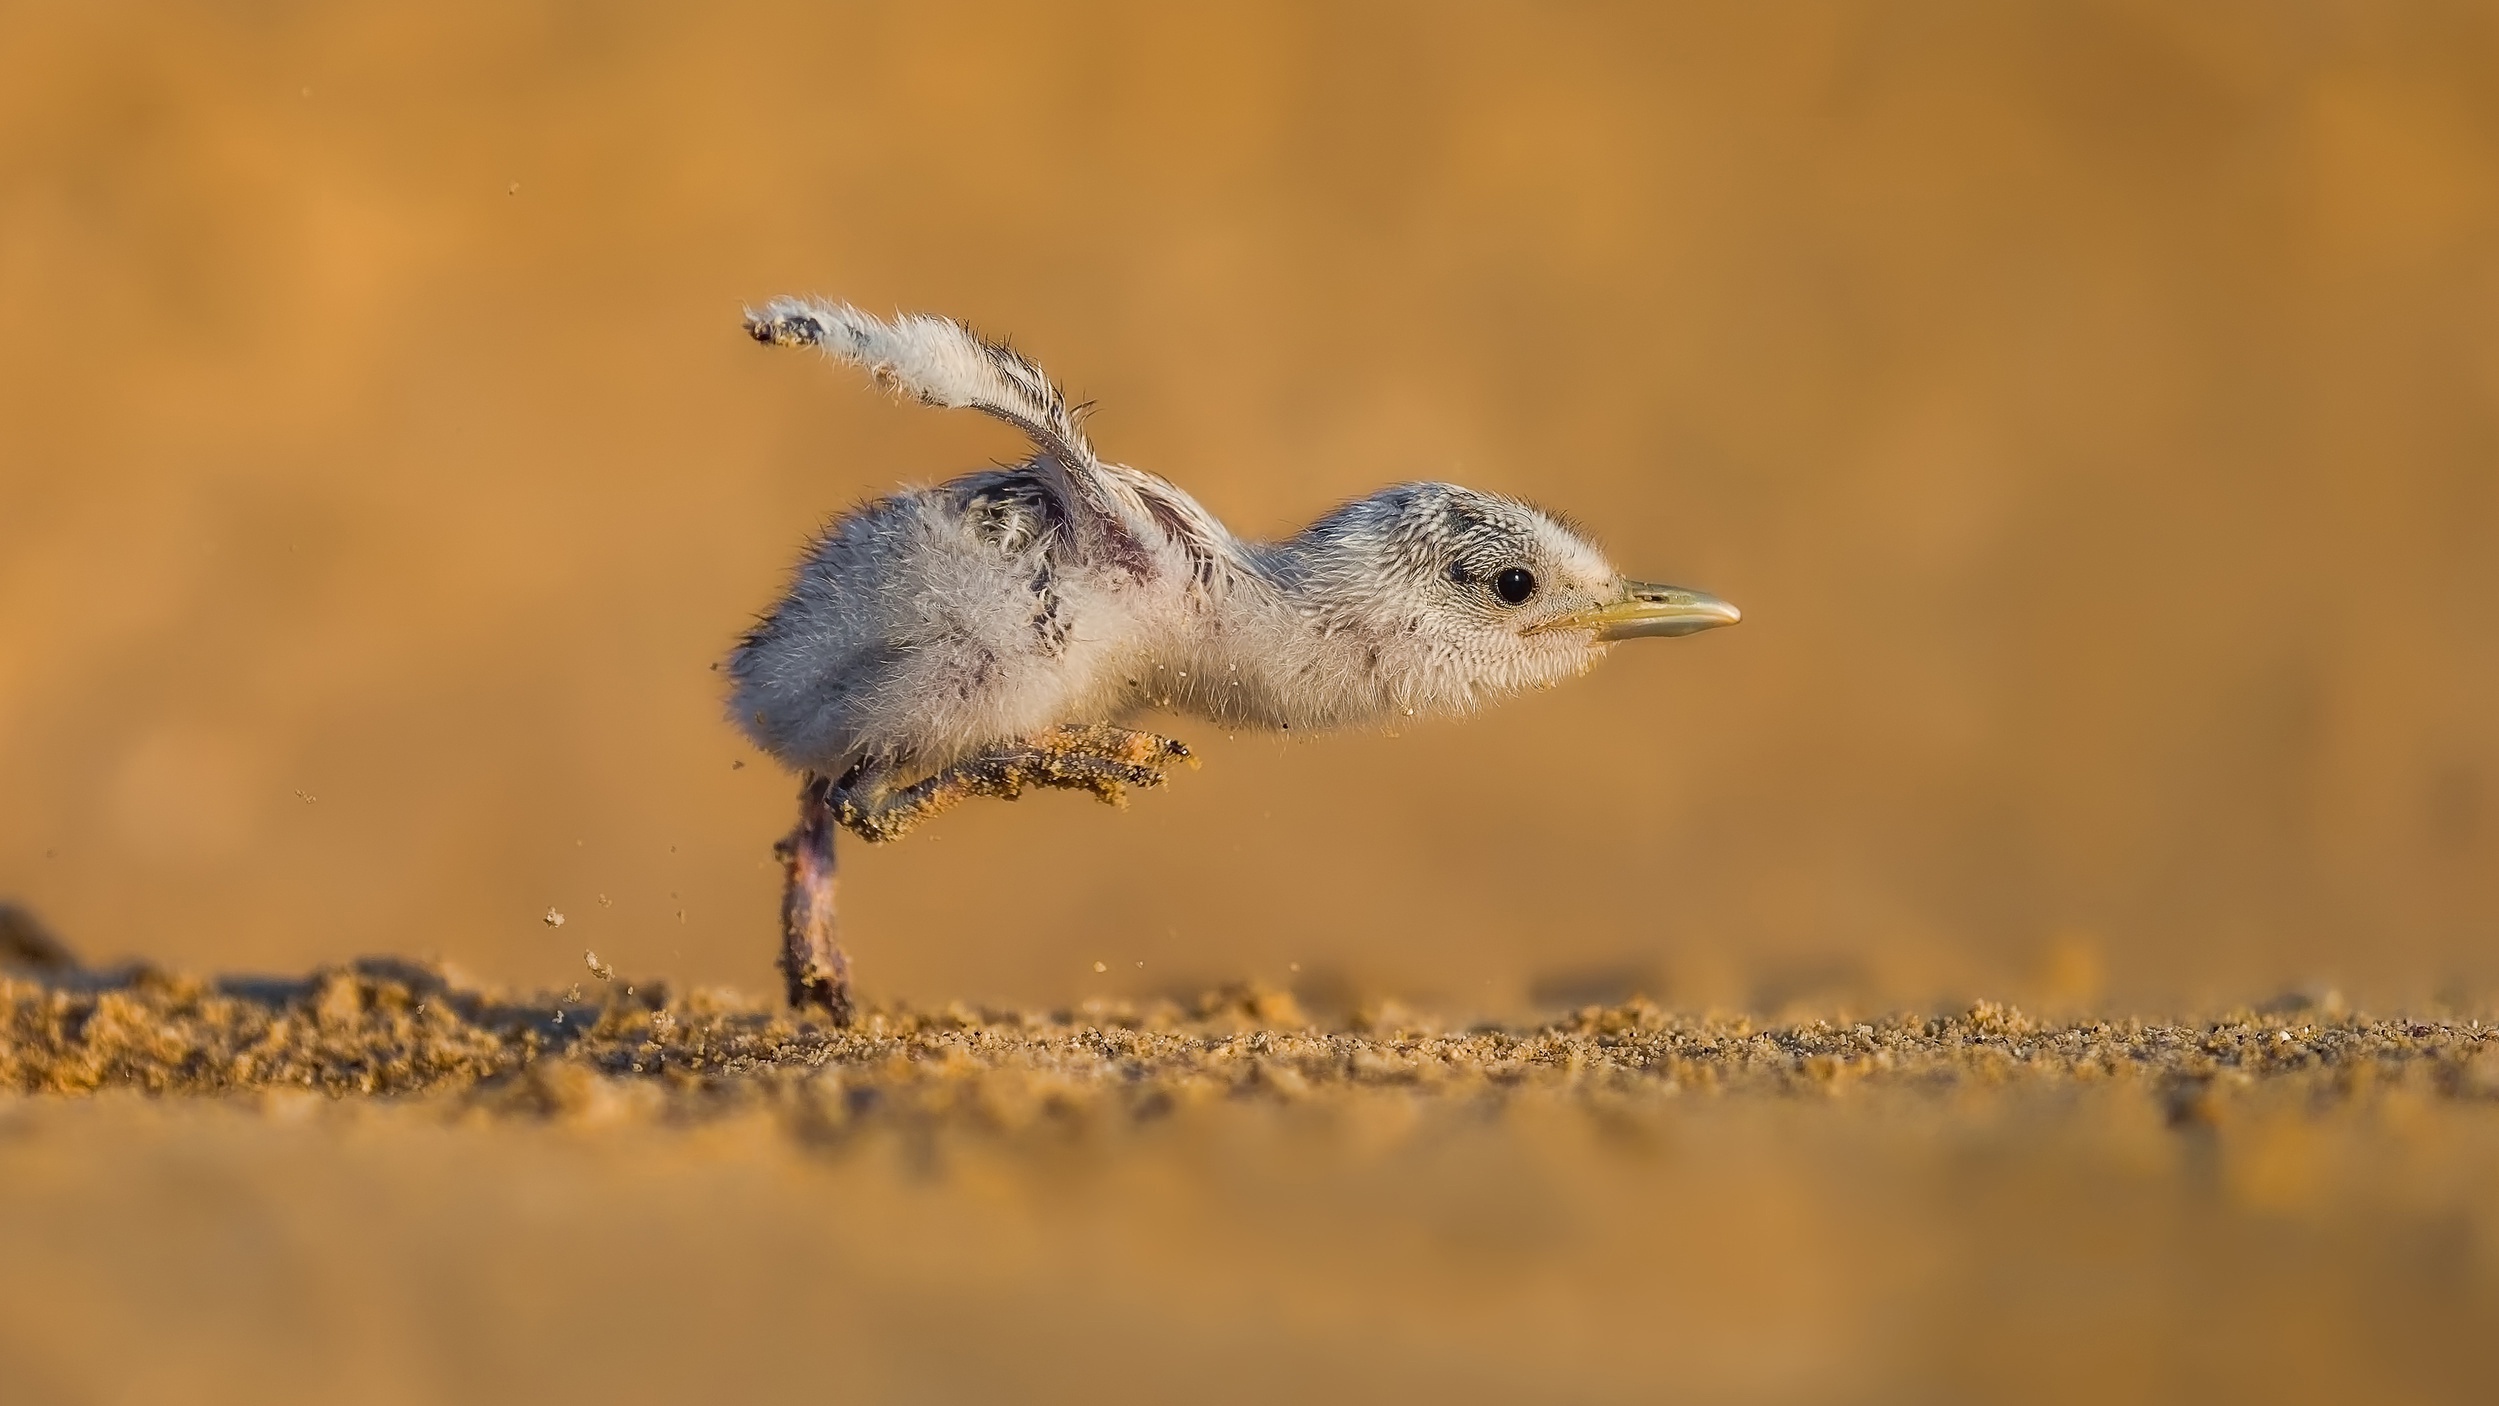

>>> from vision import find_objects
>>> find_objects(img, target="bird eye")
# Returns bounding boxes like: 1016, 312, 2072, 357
1492, 567, 1537, 605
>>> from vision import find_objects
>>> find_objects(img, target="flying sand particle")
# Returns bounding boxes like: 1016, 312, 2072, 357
543, 908, 565, 928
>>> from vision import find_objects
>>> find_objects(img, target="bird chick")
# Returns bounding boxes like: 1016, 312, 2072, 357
731, 298, 1738, 1019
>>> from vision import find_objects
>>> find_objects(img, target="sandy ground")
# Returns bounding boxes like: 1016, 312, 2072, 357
5, 960, 2496, 1404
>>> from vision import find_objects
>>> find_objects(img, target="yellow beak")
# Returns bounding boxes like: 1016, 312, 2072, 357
1530, 580, 1742, 640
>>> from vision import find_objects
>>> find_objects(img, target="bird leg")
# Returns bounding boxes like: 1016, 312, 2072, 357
833, 724, 1193, 844
774, 772, 854, 1023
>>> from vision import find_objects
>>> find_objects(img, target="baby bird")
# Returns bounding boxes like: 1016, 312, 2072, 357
733, 299, 1739, 1019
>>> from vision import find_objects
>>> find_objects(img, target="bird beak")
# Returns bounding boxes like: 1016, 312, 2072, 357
1531, 580, 1742, 640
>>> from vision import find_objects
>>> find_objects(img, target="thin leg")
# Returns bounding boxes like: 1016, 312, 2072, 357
835, 724, 1193, 844
774, 773, 854, 1023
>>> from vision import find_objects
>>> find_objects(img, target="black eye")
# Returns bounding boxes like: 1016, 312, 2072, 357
1492, 567, 1537, 605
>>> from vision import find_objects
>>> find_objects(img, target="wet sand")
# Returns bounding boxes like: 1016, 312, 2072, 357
5, 963, 2495, 1403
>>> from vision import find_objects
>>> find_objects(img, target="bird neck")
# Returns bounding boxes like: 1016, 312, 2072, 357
1167, 535, 1462, 733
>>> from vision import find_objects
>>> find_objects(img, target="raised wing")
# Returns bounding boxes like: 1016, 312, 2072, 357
746, 298, 1154, 571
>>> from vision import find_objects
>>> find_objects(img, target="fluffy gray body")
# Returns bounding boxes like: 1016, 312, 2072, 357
729, 299, 1722, 785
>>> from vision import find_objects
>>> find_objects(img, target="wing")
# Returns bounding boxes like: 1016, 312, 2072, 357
746, 298, 1155, 571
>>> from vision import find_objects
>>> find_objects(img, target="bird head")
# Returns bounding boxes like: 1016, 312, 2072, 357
1283, 483, 1740, 709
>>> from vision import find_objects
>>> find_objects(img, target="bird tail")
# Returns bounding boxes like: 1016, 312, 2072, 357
745, 297, 1095, 468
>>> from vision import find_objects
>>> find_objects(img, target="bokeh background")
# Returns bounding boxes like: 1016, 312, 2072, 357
5, 0, 2496, 1013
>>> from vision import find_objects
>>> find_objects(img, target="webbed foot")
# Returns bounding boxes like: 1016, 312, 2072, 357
834, 724, 1194, 843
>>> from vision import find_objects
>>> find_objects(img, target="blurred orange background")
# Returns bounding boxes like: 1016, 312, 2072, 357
4, 0, 2495, 1012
